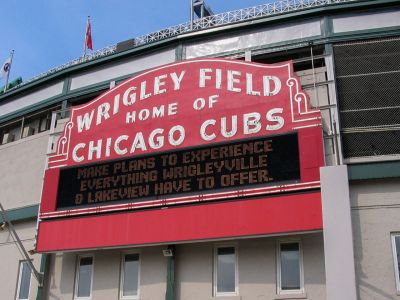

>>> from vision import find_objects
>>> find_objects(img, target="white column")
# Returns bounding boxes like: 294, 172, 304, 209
320, 165, 357, 300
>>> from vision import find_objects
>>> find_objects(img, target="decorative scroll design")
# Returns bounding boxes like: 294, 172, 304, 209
286, 76, 320, 123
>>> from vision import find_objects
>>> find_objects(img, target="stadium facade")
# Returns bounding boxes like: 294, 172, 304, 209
1, 0, 400, 299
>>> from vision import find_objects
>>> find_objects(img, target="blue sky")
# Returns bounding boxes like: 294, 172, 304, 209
0, 0, 272, 84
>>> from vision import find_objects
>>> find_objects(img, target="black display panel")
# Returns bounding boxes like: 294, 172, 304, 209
56, 133, 300, 210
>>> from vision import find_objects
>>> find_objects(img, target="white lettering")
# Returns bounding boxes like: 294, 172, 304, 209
149, 128, 164, 149
227, 70, 241, 92
154, 74, 167, 95
200, 119, 216, 141
169, 125, 185, 146
88, 140, 102, 160
215, 69, 222, 89
130, 132, 147, 153
246, 73, 260, 96
263, 76, 281, 96
113, 94, 120, 115
140, 81, 151, 100
96, 103, 110, 125
170, 71, 186, 90
243, 112, 261, 135
138, 109, 150, 121
221, 116, 238, 138
72, 143, 86, 162
77, 111, 94, 133
115, 135, 128, 155
266, 108, 284, 130
123, 87, 136, 106
126, 111, 135, 124
168, 103, 178, 116
199, 68, 212, 88
105, 137, 112, 157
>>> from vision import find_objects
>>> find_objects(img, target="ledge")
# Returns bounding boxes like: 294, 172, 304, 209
0, 204, 39, 223
348, 161, 400, 180
274, 293, 307, 299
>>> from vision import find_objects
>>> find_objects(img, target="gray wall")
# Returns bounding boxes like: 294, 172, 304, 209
45, 234, 325, 300
0, 220, 41, 300
350, 178, 400, 300
175, 234, 325, 300
46, 246, 167, 300
0, 131, 48, 210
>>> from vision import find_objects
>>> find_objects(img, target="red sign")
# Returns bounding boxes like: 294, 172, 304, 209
49, 59, 321, 168
37, 59, 324, 252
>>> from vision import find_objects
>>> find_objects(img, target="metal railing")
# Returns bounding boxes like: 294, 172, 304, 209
10, 0, 355, 91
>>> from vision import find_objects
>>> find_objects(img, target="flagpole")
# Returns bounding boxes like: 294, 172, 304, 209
83, 16, 90, 58
4, 50, 14, 93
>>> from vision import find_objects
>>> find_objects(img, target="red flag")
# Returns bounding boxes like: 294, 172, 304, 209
85, 18, 93, 50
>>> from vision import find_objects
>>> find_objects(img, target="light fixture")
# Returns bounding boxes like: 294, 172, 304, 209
162, 249, 173, 257
0, 222, 6, 231
28, 248, 37, 255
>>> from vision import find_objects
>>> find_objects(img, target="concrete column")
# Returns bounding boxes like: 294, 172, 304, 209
320, 165, 357, 300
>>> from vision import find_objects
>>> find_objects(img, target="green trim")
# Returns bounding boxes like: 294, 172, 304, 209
35, 254, 47, 300
0, 204, 39, 223
165, 245, 175, 300
321, 16, 333, 37
348, 161, 400, 180
175, 44, 184, 61
62, 78, 71, 95
324, 43, 334, 55
331, 25, 400, 39
60, 100, 68, 118
35, 286, 43, 300
39, 254, 47, 273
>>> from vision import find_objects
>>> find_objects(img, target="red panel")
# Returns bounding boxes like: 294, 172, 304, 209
37, 192, 322, 252
39, 168, 60, 213
298, 127, 324, 182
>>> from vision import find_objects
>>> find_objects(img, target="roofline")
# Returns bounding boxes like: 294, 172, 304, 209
0, 0, 399, 100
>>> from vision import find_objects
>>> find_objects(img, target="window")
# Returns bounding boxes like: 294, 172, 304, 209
120, 253, 140, 299
392, 234, 400, 292
75, 256, 94, 299
16, 261, 31, 300
0, 105, 60, 145
214, 246, 238, 296
277, 241, 304, 294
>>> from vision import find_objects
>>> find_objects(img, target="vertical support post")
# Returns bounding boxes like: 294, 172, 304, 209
324, 43, 344, 165
245, 50, 252, 62
35, 254, 48, 300
190, 0, 194, 30
165, 245, 175, 300
321, 166, 357, 300
19, 116, 25, 140
60, 100, 68, 119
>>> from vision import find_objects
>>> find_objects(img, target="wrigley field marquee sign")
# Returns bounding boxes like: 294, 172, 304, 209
40, 59, 323, 218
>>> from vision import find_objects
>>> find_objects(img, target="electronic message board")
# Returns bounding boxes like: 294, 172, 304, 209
56, 133, 300, 210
